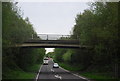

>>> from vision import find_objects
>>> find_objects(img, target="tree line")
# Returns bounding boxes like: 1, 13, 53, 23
54, 2, 119, 78
2, 2, 45, 79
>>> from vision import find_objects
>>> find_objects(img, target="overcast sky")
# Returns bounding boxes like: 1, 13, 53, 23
17, 2, 89, 53
17, 2, 89, 34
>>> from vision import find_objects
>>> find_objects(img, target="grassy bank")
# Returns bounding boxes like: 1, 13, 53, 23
59, 63, 83, 71
80, 72, 117, 81
3, 64, 41, 79
59, 62, 117, 81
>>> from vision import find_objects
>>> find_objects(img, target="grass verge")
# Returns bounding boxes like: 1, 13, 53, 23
59, 63, 83, 71
80, 72, 117, 81
4, 70, 35, 79
59, 62, 118, 81
3, 64, 41, 79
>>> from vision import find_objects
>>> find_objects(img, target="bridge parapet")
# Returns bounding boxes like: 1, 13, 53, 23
32, 34, 78, 40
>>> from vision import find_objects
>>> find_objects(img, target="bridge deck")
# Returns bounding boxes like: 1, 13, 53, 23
15, 43, 88, 48
14, 40, 91, 48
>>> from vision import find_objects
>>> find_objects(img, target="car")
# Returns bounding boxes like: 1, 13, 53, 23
53, 63, 59, 68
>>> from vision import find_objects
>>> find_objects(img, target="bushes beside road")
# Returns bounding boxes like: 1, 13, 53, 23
54, 2, 119, 80
2, 2, 45, 79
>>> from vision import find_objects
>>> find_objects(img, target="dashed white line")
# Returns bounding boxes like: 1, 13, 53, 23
51, 69, 54, 72
59, 66, 90, 81
54, 74, 62, 79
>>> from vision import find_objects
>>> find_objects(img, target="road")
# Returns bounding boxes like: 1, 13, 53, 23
36, 59, 90, 81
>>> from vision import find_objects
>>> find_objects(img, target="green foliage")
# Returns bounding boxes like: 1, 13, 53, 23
26, 64, 41, 72
54, 48, 67, 62
16, 48, 45, 70
63, 50, 72, 62
3, 70, 35, 79
2, 2, 45, 79
47, 52, 54, 58
54, 2, 119, 78
36, 48, 45, 63
3, 64, 41, 79
80, 72, 116, 81
59, 63, 83, 71
72, 2, 119, 71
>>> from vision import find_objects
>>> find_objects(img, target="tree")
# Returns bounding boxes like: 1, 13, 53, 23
2, 2, 45, 78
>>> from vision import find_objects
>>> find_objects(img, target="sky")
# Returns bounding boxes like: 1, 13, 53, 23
17, 2, 89, 53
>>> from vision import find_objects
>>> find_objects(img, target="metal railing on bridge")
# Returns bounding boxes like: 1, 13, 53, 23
32, 34, 78, 40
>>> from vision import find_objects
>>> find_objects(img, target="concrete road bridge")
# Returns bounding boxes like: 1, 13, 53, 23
15, 34, 90, 48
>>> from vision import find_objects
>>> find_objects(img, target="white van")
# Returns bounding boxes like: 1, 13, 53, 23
43, 58, 49, 65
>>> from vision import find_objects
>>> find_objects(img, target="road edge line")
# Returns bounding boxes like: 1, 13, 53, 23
59, 66, 90, 81
35, 64, 43, 81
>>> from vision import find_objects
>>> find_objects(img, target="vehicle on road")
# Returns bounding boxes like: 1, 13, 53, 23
43, 58, 49, 65
53, 63, 59, 68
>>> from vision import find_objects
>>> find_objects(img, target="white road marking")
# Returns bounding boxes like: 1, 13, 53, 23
54, 74, 62, 79
51, 69, 54, 72
36, 64, 43, 81
59, 66, 90, 81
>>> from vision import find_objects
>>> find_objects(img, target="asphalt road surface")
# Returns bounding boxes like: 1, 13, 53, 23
36, 59, 90, 81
